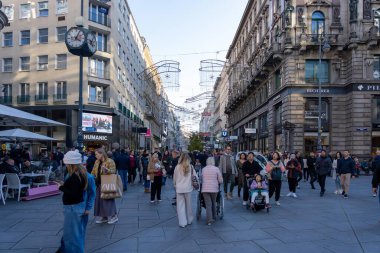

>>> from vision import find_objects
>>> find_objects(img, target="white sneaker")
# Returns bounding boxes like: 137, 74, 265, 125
242, 201, 247, 206
107, 216, 119, 224
286, 192, 292, 197
373, 193, 377, 197
95, 217, 108, 224
339, 190, 343, 194
334, 190, 338, 195
292, 193, 297, 198
276, 201, 281, 206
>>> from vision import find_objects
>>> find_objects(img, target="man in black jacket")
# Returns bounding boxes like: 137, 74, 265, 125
307, 152, 317, 189
316, 150, 332, 197
337, 150, 355, 199
371, 150, 380, 199
114, 149, 130, 191
86, 151, 96, 173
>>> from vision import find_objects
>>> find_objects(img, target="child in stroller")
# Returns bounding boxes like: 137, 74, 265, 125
249, 174, 270, 211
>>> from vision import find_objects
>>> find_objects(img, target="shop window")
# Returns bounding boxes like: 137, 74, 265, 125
304, 99, 329, 132
372, 97, 380, 123
305, 60, 329, 83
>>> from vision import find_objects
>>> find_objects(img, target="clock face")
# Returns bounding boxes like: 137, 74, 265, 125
66, 28, 85, 49
87, 32, 97, 54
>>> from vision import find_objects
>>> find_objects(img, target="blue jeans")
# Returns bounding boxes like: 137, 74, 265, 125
144, 179, 150, 189
60, 205, 87, 253
118, 170, 128, 191
162, 176, 167, 185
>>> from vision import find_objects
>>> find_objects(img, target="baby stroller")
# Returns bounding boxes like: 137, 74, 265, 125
246, 176, 269, 213
196, 169, 224, 220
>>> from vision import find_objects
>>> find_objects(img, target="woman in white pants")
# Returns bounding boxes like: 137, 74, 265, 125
173, 152, 197, 228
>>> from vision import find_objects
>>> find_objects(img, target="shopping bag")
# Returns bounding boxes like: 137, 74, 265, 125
101, 174, 118, 193
101, 174, 123, 199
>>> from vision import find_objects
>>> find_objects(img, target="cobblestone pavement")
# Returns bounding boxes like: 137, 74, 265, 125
0, 176, 379, 253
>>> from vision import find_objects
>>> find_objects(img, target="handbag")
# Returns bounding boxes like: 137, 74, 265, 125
100, 174, 123, 199
191, 167, 199, 190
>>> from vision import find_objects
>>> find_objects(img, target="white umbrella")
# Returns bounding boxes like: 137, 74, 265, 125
0, 128, 56, 141
0, 104, 66, 126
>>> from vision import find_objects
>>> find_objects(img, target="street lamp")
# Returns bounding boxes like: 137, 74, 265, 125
0, 1, 10, 31
317, 35, 330, 151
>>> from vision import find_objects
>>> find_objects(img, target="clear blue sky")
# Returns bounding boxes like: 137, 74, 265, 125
128, 0, 248, 130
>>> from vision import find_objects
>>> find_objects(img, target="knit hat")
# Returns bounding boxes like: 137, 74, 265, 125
63, 150, 82, 165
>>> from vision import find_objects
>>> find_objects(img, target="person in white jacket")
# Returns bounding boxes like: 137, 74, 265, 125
173, 152, 197, 228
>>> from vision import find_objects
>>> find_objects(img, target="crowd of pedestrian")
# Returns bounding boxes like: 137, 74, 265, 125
3, 143, 380, 253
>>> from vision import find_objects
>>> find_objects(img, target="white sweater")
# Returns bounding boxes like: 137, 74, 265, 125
173, 165, 196, 193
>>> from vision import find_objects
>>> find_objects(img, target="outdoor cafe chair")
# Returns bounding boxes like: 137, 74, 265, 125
5, 173, 30, 202
0, 174, 7, 205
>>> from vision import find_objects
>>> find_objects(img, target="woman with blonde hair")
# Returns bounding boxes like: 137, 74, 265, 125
173, 152, 197, 228
91, 148, 118, 224
147, 153, 164, 203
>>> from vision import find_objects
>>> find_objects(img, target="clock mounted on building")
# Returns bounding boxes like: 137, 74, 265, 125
65, 27, 97, 57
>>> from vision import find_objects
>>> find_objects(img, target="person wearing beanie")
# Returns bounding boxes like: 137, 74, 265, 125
56, 150, 95, 253
91, 148, 118, 224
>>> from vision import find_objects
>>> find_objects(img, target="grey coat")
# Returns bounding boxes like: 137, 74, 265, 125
219, 153, 237, 175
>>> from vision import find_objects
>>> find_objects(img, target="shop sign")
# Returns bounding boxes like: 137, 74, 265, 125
356, 128, 368, 132
244, 128, 257, 134
305, 89, 330, 94
356, 84, 380, 92
83, 134, 108, 141
228, 136, 238, 140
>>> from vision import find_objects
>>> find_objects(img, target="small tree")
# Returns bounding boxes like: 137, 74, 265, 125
188, 132, 204, 152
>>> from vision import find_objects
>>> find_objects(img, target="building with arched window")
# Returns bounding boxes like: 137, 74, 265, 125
220, 0, 380, 158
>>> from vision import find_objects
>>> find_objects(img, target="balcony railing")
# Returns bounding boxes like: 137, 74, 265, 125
88, 13, 111, 27
35, 94, 48, 104
53, 94, 67, 102
0, 96, 12, 104
17, 95, 30, 104
88, 68, 110, 80
88, 96, 109, 106
297, 33, 340, 46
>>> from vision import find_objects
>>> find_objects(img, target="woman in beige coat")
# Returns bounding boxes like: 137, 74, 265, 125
173, 153, 198, 228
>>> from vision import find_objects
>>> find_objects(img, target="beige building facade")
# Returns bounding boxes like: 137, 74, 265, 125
0, 0, 151, 152
223, 0, 380, 158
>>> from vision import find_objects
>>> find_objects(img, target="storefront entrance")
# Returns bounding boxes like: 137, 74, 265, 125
304, 134, 329, 153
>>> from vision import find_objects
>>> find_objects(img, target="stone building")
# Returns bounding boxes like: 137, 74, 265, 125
0, 0, 151, 152
223, 0, 380, 158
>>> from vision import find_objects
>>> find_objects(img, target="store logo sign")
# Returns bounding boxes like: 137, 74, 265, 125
83, 134, 108, 141
357, 84, 380, 91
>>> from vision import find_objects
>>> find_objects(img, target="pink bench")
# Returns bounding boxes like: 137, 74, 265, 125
22, 183, 60, 201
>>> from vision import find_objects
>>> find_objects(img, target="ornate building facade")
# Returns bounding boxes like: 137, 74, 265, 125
224, 0, 380, 157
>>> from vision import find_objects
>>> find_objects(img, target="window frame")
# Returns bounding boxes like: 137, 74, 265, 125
38, 28, 49, 44
2, 58, 13, 72
56, 54, 67, 69
38, 1, 49, 17
56, 26, 67, 42
20, 30, 30, 46
37, 55, 49, 71
19, 3, 31, 19
19, 56, 30, 71
3, 32, 13, 47
305, 59, 329, 84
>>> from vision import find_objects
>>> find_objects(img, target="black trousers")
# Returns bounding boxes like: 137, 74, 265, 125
151, 176, 163, 201
318, 174, 327, 193
309, 169, 317, 188
243, 178, 249, 202
269, 180, 282, 201
288, 178, 297, 193
128, 167, 137, 183
303, 168, 309, 181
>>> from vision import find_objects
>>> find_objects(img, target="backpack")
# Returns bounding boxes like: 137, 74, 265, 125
270, 161, 282, 181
